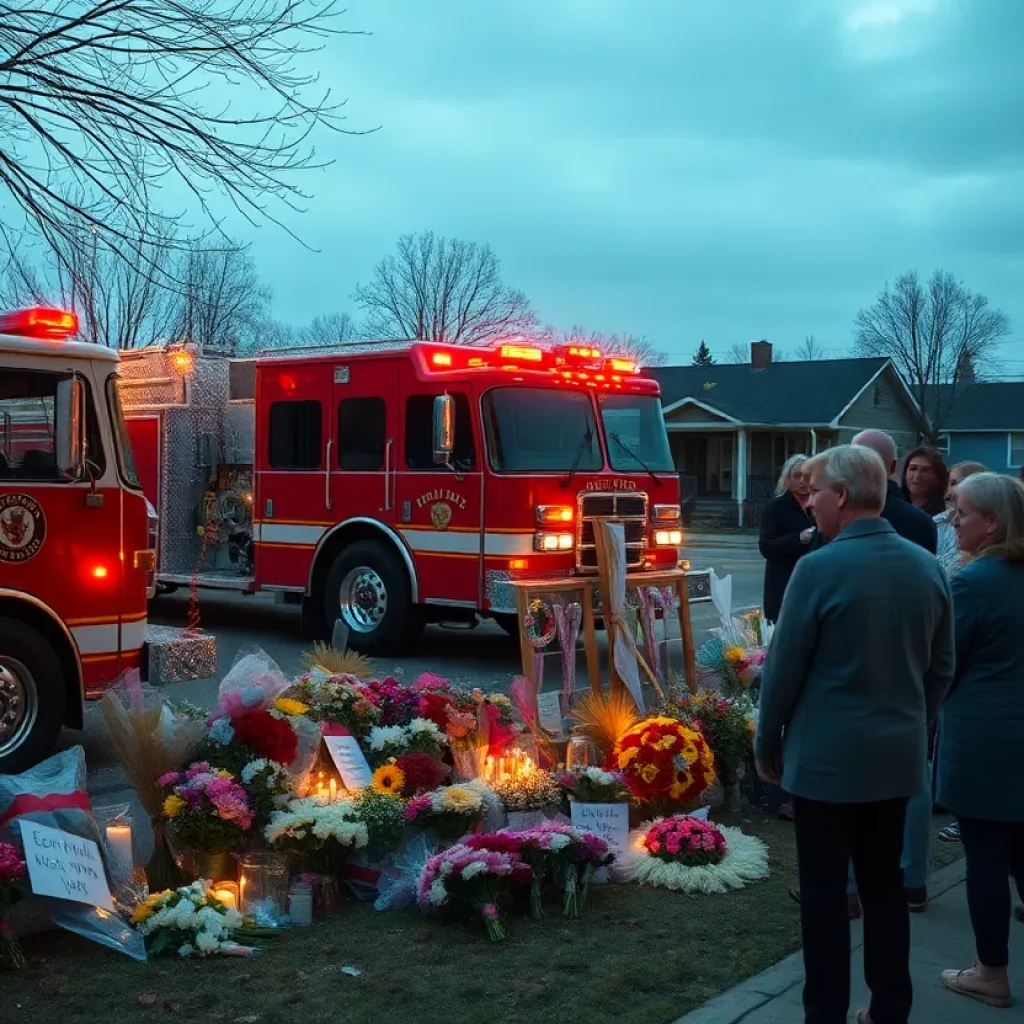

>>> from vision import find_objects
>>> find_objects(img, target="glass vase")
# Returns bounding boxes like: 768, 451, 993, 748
238, 852, 290, 923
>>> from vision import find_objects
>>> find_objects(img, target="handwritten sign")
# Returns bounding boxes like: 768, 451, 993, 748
323, 735, 373, 791
570, 802, 630, 855
18, 819, 114, 910
536, 692, 564, 736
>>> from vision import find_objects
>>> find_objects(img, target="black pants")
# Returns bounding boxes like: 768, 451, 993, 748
793, 796, 911, 1024
958, 816, 1024, 967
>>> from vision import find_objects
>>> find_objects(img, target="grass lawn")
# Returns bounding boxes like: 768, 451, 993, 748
3, 812, 963, 1024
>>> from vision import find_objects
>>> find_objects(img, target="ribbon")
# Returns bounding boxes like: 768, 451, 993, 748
0, 790, 91, 826
552, 600, 582, 704
533, 649, 545, 691
636, 588, 661, 687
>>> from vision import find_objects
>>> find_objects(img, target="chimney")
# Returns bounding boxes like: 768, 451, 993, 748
751, 340, 773, 369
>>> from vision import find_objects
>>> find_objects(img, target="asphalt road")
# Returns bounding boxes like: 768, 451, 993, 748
69, 538, 763, 799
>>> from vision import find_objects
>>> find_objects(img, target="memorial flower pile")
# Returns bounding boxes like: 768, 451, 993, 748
404, 781, 489, 839
130, 881, 253, 958
359, 677, 421, 726
366, 717, 448, 763
159, 762, 255, 853
558, 766, 632, 804
493, 770, 561, 813
416, 844, 533, 941
393, 752, 450, 794
0, 840, 27, 970
264, 796, 369, 875
667, 690, 755, 787
284, 673, 380, 739
611, 717, 717, 808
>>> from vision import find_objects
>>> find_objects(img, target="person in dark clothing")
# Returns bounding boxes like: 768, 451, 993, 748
901, 446, 949, 518
759, 454, 815, 622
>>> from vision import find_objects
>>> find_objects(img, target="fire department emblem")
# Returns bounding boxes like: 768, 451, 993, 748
430, 501, 452, 531
0, 493, 46, 563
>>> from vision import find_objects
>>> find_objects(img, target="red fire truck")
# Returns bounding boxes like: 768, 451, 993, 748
0, 307, 157, 773
121, 339, 709, 654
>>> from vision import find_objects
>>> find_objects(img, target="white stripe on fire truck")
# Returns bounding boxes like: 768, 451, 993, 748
70, 619, 147, 656
399, 530, 535, 557
122, 618, 147, 652
255, 523, 326, 545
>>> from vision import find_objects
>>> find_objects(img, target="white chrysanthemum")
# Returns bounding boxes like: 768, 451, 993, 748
368, 725, 408, 751
241, 758, 269, 784
172, 901, 197, 930
222, 907, 243, 931
429, 879, 448, 906
582, 766, 617, 785
177, 943, 195, 958
195, 930, 221, 955
461, 861, 487, 880
407, 718, 446, 743
548, 833, 571, 851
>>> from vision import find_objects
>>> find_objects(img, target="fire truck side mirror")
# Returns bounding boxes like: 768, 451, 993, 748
55, 375, 85, 481
432, 394, 455, 466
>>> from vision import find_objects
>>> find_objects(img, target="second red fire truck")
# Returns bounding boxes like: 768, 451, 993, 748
121, 338, 707, 654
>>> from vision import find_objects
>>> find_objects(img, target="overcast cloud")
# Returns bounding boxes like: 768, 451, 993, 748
217, 1, 1024, 368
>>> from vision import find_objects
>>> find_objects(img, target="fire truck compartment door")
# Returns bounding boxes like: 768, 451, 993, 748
392, 377, 483, 609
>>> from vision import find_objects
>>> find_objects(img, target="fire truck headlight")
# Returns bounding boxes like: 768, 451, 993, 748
134, 549, 157, 572
534, 531, 574, 552
654, 529, 683, 547
652, 504, 682, 523
536, 505, 573, 525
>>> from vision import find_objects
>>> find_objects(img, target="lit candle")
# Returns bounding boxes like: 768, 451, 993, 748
329, 778, 338, 803
238, 874, 246, 912
105, 824, 133, 881
486, 756, 495, 783
213, 882, 239, 912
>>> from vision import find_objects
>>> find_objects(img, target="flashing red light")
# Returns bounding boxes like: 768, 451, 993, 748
0, 306, 78, 340
498, 343, 544, 363
568, 345, 601, 360
91, 565, 109, 579
608, 357, 637, 374
431, 352, 453, 367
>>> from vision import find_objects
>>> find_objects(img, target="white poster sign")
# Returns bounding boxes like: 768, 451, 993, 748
536, 691, 564, 736
324, 735, 374, 790
18, 819, 114, 911
570, 801, 631, 855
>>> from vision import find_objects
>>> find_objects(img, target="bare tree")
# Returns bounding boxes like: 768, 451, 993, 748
171, 244, 269, 354
726, 342, 749, 364
240, 315, 297, 354
0, 1, 365, 272
794, 334, 826, 360
559, 325, 667, 367
297, 310, 358, 346
354, 232, 538, 345
854, 269, 1010, 438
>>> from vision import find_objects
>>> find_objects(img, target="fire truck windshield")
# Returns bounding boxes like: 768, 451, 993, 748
598, 394, 674, 473
483, 387, 602, 472
106, 374, 140, 488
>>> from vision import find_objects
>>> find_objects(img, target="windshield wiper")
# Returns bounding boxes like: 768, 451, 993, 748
609, 433, 663, 487
560, 425, 594, 489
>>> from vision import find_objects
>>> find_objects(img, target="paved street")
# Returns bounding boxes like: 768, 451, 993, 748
67, 538, 763, 799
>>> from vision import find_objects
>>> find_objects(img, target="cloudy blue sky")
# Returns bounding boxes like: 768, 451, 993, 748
248, 0, 1023, 370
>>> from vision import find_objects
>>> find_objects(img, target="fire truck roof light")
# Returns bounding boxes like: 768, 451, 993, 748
568, 345, 601, 359
498, 343, 544, 363
607, 357, 637, 374
0, 306, 78, 340
431, 352, 453, 367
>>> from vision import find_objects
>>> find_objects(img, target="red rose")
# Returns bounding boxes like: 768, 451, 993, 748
417, 691, 454, 730
231, 708, 298, 766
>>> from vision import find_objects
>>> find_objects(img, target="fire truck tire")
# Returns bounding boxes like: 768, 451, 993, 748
0, 618, 66, 775
323, 541, 420, 655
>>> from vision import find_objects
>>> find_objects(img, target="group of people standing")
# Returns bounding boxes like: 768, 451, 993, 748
755, 433, 1024, 1023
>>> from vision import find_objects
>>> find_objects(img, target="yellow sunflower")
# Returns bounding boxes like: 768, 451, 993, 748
274, 697, 310, 716
372, 764, 406, 795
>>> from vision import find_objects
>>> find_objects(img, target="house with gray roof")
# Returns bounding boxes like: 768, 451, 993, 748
933, 382, 1024, 475
648, 341, 923, 527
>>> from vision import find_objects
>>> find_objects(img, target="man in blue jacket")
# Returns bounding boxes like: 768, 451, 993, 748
757, 445, 954, 1024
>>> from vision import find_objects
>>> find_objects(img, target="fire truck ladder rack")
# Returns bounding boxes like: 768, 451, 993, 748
257, 339, 417, 358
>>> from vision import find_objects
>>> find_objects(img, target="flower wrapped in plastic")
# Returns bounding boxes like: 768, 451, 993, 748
264, 797, 369, 875
158, 762, 256, 855
404, 781, 490, 841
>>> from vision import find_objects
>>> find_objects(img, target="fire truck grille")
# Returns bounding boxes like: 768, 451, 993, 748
576, 491, 648, 572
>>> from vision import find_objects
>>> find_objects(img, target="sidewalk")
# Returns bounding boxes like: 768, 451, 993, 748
673, 858, 1021, 1023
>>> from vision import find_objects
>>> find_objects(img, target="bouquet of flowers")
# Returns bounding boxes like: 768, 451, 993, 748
130, 881, 253, 958
404, 782, 488, 840
264, 797, 369, 875
610, 716, 717, 810
468, 823, 613, 919
239, 758, 294, 828
160, 762, 256, 854
366, 717, 448, 763
359, 677, 421, 726
355, 788, 406, 860
494, 770, 561, 813
696, 637, 767, 696
558, 766, 632, 804
393, 752, 451, 795
416, 843, 532, 940
284, 673, 380, 739
0, 841, 27, 970
667, 690, 755, 788
617, 814, 769, 893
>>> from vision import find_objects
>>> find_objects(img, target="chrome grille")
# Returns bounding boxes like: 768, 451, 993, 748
576, 491, 648, 571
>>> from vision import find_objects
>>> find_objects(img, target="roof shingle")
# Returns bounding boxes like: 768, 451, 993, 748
934, 382, 1024, 431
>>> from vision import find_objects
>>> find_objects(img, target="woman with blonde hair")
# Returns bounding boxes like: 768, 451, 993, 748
938, 473, 1024, 1008
935, 462, 987, 579
758, 454, 814, 624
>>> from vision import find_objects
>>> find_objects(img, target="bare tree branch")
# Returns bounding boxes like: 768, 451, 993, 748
854, 269, 1009, 438
794, 334, 826, 360
297, 309, 357, 345
556, 324, 667, 368
726, 342, 749, 364
0, 0, 369, 272
354, 231, 538, 345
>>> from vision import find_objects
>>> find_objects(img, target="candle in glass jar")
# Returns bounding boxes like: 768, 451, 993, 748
329, 777, 338, 803
213, 882, 239, 912
105, 824, 133, 879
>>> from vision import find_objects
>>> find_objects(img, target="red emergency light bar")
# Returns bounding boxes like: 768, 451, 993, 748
0, 306, 79, 340
424, 341, 640, 378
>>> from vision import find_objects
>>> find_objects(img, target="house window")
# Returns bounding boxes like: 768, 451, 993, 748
337, 397, 385, 471
1010, 433, 1024, 468
268, 400, 322, 470
935, 433, 950, 456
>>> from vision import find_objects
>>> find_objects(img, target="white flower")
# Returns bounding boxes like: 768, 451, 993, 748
195, 930, 221, 955
549, 833, 571, 852
582, 767, 617, 785
429, 879, 448, 906
177, 943, 195, 958
461, 861, 487, 880
241, 758, 269, 784
408, 718, 447, 744
368, 725, 408, 752
172, 901, 197, 930
222, 907, 243, 931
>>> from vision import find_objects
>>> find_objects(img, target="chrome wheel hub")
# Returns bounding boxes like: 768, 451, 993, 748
0, 659, 37, 756
338, 566, 388, 633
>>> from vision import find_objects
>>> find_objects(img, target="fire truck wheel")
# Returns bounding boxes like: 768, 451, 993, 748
324, 541, 418, 655
0, 618, 66, 775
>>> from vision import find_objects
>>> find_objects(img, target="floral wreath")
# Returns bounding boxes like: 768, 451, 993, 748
610, 716, 716, 804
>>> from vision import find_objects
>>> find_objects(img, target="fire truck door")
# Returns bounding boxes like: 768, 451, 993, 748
392, 384, 483, 609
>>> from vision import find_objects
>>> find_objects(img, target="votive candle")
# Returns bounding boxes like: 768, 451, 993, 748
105, 824, 133, 880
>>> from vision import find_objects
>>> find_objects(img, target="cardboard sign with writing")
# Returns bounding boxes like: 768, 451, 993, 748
323, 735, 374, 790
536, 691, 564, 736
570, 801, 630, 855
18, 819, 114, 910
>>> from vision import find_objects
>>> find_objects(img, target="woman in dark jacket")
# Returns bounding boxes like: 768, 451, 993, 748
901, 446, 949, 517
938, 473, 1024, 1009
758, 454, 814, 622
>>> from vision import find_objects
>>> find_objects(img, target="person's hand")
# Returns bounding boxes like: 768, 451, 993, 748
756, 756, 783, 786
800, 527, 815, 545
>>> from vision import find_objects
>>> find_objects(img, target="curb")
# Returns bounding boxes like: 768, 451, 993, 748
669, 857, 967, 1024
